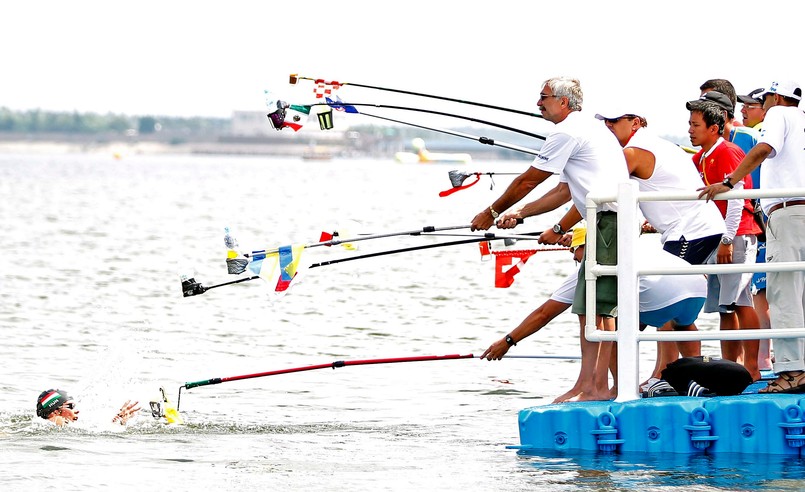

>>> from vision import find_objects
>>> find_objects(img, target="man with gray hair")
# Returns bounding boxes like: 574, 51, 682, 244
471, 76, 628, 401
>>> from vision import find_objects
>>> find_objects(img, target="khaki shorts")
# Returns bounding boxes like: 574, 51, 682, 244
572, 211, 618, 317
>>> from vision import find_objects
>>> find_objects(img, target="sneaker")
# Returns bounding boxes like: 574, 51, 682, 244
687, 380, 716, 397
642, 379, 679, 398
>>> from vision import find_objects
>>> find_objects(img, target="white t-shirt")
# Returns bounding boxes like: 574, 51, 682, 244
532, 111, 628, 214
550, 271, 577, 304
548, 248, 706, 311
757, 105, 805, 215
627, 130, 726, 242
638, 249, 706, 311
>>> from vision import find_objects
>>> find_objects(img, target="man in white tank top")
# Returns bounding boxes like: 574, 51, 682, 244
595, 106, 726, 379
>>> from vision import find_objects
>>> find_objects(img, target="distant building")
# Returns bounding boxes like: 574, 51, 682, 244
231, 111, 276, 137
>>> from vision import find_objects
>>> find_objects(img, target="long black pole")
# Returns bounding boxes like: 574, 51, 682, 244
357, 110, 541, 155
290, 73, 542, 119
310, 102, 547, 141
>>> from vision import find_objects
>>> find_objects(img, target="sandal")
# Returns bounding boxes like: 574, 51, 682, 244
642, 379, 679, 398
759, 371, 805, 394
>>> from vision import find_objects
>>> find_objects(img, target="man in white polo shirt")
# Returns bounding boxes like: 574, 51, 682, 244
471, 76, 629, 401
699, 79, 805, 393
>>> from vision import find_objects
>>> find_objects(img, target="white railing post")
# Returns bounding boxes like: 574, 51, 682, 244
615, 181, 641, 402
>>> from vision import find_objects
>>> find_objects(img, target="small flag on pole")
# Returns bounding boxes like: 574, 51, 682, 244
494, 250, 537, 288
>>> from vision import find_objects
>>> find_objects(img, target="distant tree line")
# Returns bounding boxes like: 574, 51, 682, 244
0, 107, 230, 135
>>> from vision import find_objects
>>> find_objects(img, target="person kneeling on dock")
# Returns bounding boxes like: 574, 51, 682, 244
481, 227, 707, 402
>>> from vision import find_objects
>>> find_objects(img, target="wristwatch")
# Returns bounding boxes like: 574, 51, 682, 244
552, 224, 566, 234
721, 177, 734, 189
721, 236, 733, 245
505, 334, 517, 346
489, 206, 500, 219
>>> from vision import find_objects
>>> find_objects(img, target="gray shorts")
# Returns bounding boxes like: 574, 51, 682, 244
703, 235, 758, 313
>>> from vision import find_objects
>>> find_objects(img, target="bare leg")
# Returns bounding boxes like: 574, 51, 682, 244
553, 315, 599, 403
576, 315, 616, 401
675, 323, 701, 358
719, 312, 742, 362
754, 289, 772, 370
648, 321, 682, 380
735, 305, 761, 381
607, 321, 618, 399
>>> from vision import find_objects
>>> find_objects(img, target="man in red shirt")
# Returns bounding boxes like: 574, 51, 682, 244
687, 93, 763, 381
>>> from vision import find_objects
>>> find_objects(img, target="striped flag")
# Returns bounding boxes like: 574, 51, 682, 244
248, 251, 280, 284
39, 391, 61, 408
275, 244, 305, 292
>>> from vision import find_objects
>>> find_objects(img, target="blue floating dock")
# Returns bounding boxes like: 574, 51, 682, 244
512, 392, 805, 456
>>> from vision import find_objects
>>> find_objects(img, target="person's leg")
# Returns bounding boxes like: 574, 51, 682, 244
735, 305, 761, 381
719, 311, 742, 362
760, 208, 805, 392
651, 325, 680, 379
553, 315, 599, 403
754, 289, 773, 370
675, 323, 702, 357
574, 315, 615, 401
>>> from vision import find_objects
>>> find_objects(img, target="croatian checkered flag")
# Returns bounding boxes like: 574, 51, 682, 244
314, 79, 342, 99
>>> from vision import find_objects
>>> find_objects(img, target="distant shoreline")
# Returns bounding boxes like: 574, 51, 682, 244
0, 139, 191, 156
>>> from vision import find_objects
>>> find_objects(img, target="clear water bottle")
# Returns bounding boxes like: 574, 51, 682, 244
224, 227, 238, 250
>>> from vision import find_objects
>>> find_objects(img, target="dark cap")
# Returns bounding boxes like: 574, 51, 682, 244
686, 91, 733, 112
737, 88, 764, 105
36, 389, 70, 419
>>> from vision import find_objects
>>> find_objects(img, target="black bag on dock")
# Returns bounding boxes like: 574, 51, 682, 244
661, 356, 753, 396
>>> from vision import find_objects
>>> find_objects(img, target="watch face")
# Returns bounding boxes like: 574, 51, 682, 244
553, 225, 561, 233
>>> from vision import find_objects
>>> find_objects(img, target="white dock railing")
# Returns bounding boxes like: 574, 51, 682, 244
583, 181, 805, 402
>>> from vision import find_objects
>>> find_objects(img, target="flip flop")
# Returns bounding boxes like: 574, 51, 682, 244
759, 371, 805, 394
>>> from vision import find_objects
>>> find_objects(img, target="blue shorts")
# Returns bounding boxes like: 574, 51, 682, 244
639, 297, 705, 329
751, 241, 767, 292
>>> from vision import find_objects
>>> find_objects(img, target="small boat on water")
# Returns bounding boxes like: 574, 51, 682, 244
394, 138, 471, 164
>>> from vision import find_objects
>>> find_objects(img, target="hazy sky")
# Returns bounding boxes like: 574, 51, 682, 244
4, 0, 805, 138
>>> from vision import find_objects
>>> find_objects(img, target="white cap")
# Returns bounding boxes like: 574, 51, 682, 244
593, 104, 645, 121
757, 80, 802, 101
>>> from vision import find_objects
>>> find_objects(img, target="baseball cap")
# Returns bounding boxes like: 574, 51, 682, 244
737, 88, 764, 105
36, 389, 71, 419
686, 91, 733, 112
594, 105, 643, 121
756, 80, 802, 101
570, 227, 586, 249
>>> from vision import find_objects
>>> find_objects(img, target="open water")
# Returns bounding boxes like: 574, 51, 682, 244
0, 152, 801, 491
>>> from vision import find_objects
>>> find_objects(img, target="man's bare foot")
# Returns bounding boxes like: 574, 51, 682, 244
574, 389, 614, 402
552, 387, 582, 403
